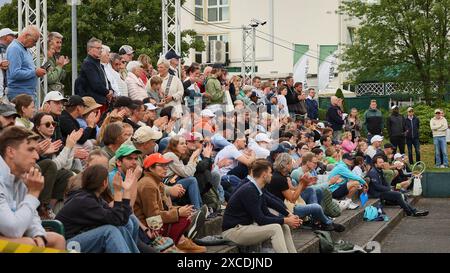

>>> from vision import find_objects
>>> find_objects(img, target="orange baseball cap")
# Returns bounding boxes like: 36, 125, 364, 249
143, 153, 172, 168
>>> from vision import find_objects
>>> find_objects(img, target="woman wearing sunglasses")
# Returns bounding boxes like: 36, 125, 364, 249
32, 112, 82, 219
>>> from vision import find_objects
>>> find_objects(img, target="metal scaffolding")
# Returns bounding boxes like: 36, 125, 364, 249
18, 0, 48, 103
162, 0, 181, 77
241, 26, 256, 82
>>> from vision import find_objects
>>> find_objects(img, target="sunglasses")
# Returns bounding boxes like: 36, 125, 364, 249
43, 121, 57, 128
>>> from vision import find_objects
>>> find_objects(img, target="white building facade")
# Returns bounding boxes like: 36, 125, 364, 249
180, 0, 359, 92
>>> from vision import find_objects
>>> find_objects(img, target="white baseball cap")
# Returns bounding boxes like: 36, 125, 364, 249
0, 28, 17, 38
42, 91, 68, 105
144, 103, 158, 111
317, 122, 325, 129
370, 135, 384, 144
201, 109, 216, 118
255, 133, 272, 143
394, 153, 405, 160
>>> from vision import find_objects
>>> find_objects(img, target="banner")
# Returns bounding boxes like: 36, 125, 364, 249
293, 44, 309, 89
318, 45, 338, 92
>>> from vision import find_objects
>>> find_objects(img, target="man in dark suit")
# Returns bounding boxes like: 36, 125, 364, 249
75, 37, 113, 115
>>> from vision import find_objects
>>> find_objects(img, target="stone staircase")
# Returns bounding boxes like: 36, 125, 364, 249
202, 197, 420, 253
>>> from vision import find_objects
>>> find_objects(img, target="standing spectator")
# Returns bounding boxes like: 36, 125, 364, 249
0, 126, 65, 250
0, 28, 17, 101
326, 96, 344, 141
119, 45, 134, 64
6, 25, 46, 102
405, 107, 420, 164
109, 53, 128, 97
183, 64, 205, 110
205, 64, 225, 109
298, 90, 308, 116
285, 77, 299, 116
363, 99, 383, 143
430, 109, 449, 168
306, 88, 319, 120
387, 105, 406, 154
12, 94, 35, 130
100, 45, 119, 96
277, 86, 289, 117
137, 54, 153, 84
47, 32, 69, 93
229, 75, 242, 102
344, 108, 361, 142
165, 50, 181, 77
75, 37, 113, 114
146, 75, 163, 106
222, 159, 300, 253
251, 76, 264, 103
126, 61, 147, 101
157, 58, 184, 115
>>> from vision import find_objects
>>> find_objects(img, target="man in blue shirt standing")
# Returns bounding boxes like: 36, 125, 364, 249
6, 25, 46, 102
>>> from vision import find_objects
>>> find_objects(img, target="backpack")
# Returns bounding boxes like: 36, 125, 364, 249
202, 187, 221, 212
315, 230, 354, 253
363, 202, 389, 222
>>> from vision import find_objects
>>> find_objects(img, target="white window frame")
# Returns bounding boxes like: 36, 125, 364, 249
207, 0, 229, 23
194, 0, 204, 22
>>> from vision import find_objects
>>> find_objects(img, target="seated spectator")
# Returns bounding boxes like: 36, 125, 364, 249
163, 135, 203, 210
222, 159, 300, 253
0, 126, 65, 250
248, 133, 272, 159
236, 85, 253, 106
0, 103, 19, 132
328, 153, 368, 207
146, 75, 163, 107
108, 145, 142, 194
126, 61, 147, 101
142, 103, 158, 127
60, 95, 98, 145
352, 156, 368, 178
127, 100, 146, 129
341, 131, 357, 153
367, 155, 428, 217
41, 91, 67, 141
56, 165, 140, 253
194, 109, 216, 135
109, 126, 162, 171
12, 94, 35, 130
267, 153, 344, 232
134, 153, 208, 253
184, 133, 222, 210
101, 122, 126, 160
77, 96, 102, 140
33, 112, 80, 218
391, 153, 413, 191
320, 135, 333, 153
366, 134, 383, 161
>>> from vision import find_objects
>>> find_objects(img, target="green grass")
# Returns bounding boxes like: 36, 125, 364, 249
420, 144, 450, 172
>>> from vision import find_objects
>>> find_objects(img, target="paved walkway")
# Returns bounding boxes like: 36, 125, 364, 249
382, 198, 450, 253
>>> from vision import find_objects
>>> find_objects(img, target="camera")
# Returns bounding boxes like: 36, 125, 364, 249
41, 61, 51, 71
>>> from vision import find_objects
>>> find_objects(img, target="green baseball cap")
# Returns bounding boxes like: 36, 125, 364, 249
115, 145, 142, 159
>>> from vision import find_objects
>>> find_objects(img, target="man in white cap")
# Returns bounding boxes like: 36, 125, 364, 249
430, 108, 449, 168
248, 133, 272, 159
366, 135, 383, 161
119, 45, 134, 64
0, 28, 17, 101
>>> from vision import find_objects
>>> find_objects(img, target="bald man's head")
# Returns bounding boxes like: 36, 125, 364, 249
18, 25, 40, 48
331, 96, 339, 105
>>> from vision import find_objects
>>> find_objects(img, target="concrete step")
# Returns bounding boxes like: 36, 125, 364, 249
205, 197, 420, 253
337, 197, 420, 251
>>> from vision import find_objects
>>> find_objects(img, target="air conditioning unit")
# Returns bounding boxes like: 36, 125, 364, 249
209, 40, 226, 64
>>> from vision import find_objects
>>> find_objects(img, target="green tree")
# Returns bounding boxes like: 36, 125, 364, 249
339, 0, 450, 104
0, 0, 205, 93
335, 88, 347, 112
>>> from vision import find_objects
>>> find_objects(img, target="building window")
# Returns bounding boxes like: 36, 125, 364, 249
195, 35, 205, 63
195, 0, 203, 21
207, 0, 229, 22
347, 27, 355, 45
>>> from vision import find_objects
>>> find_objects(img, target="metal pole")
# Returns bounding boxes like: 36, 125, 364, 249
251, 26, 256, 78
241, 26, 246, 80
71, 1, 77, 95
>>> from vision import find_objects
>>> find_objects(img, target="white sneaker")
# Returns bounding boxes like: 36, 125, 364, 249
338, 199, 351, 211
440, 165, 446, 168
348, 201, 360, 210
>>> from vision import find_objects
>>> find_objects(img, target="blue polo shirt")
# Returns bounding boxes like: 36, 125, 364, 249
6, 40, 37, 98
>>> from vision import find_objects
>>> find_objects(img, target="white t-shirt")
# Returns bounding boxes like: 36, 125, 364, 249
248, 139, 270, 159
214, 144, 243, 176
277, 95, 289, 116
352, 165, 364, 178
366, 145, 377, 159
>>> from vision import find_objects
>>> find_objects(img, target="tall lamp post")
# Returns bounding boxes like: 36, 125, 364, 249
69, 0, 81, 95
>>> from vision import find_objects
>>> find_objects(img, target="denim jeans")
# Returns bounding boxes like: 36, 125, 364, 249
293, 204, 332, 225
301, 186, 324, 205
220, 175, 242, 201
175, 176, 202, 209
68, 217, 140, 253
406, 137, 421, 164
433, 136, 448, 166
